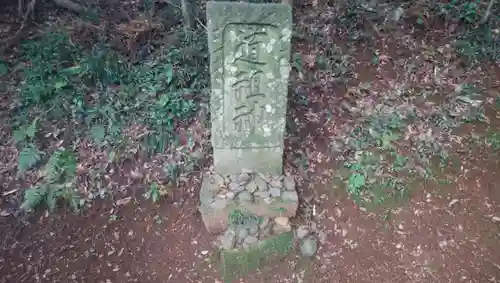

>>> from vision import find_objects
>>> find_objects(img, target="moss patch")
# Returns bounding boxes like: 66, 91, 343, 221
220, 231, 295, 282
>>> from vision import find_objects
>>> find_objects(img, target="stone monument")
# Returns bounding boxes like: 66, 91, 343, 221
207, 1, 292, 175
200, 3, 295, 278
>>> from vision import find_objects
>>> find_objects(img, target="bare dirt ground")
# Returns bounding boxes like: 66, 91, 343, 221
1, 0, 500, 282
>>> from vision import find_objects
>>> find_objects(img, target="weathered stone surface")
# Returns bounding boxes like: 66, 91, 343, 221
221, 229, 236, 250
283, 176, 296, 191
226, 191, 235, 200
274, 216, 289, 226
241, 198, 297, 218
229, 182, 242, 192
237, 191, 253, 203
238, 173, 251, 184
270, 187, 281, 197
296, 225, 309, 239
246, 180, 258, 193
244, 235, 258, 246
300, 237, 318, 257
272, 222, 291, 235
237, 226, 249, 240
247, 222, 259, 236
207, 1, 292, 175
281, 191, 298, 202
269, 179, 283, 189
255, 176, 268, 191
254, 190, 270, 198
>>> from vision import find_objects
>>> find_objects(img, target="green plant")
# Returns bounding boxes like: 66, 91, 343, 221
144, 182, 168, 203
487, 131, 500, 150
228, 210, 260, 227
332, 82, 486, 207
21, 149, 82, 212
441, 0, 482, 24
454, 25, 499, 64
13, 118, 44, 176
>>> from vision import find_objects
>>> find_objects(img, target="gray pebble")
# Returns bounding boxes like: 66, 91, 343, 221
296, 226, 310, 239
229, 182, 240, 191
244, 235, 258, 246
237, 226, 249, 240
270, 187, 281, 198
246, 181, 258, 193
269, 179, 283, 189
226, 191, 235, 200
221, 230, 236, 250
300, 237, 318, 257
237, 191, 253, 203
255, 190, 270, 198
248, 222, 259, 236
255, 176, 268, 191
210, 198, 228, 209
259, 216, 270, 229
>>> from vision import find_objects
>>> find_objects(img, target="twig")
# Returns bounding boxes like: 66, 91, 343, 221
1, 0, 37, 49
2, 188, 20, 197
480, 0, 495, 24
160, 0, 207, 31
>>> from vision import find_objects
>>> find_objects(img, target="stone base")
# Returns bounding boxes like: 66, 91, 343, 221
199, 172, 298, 234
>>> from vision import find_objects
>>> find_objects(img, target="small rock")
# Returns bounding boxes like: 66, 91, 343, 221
216, 193, 226, 199
226, 191, 236, 200
210, 198, 228, 209
283, 176, 296, 191
237, 227, 249, 240
229, 182, 242, 192
261, 223, 272, 237
246, 181, 258, 193
272, 223, 291, 235
274, 217, 289, 226
270, 187, 281, 198
296, 226, 309, 239
237, 191, 253, 203
259, 217, 270, 229
244, 235, 258, 246
263, 197, 273, 204
317, 231, 327, 244
254, 190, 270, 198
300, 237, 318, 257
211, 174, 225, 187
248, 223, 259, 236
281, 191, 298, 202
255, 176, 268, 191
237, 173, 251, 185
269, 179, 283, 189
221, 230, 236, 250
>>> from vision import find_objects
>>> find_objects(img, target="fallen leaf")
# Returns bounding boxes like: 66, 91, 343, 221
116, 197, 132, 206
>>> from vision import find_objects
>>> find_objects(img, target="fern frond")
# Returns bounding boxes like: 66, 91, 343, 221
20, 186, 48, 212
45, 149, 77, 183
90, 124, 106, 145
46, 185, 63, 212
17, 145, 43, 176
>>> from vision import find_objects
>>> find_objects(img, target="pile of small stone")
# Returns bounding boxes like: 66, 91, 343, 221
218, 216, 292, 250
209, 172, 298, 204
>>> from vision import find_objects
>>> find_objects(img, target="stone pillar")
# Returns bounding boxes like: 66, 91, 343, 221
206, 1, 292, 175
